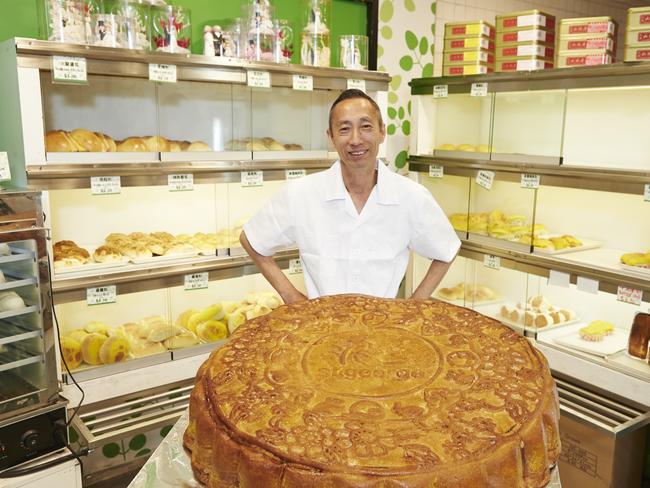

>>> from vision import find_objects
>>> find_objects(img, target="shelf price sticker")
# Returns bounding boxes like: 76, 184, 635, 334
0, 152, 11, 181
285, 169, 306, 180
483, 254, 501, 270
241, 170, 263, 187
87, 285, 116, 305
292, 74, 313, 91
644, 184, 650, 202
52, 56, 87, 84
617, 285, 643, 306
91, 176, 121, 195
168, 173, 194, 191
347, 79, 366, 92
521, 173, 540, 189
149, 63, 177, 83
428, 165, 444, 178
475, 170, 495, 190
248, 70, 271, 88
470, 82, 488, 97
184, 272, 209, 290
433, 85, 448, 98
289, 258, 303, 274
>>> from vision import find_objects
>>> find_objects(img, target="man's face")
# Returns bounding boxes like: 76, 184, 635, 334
327, 98, 385, 171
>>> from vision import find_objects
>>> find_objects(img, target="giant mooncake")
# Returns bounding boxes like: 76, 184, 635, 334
184, 295, 560, 487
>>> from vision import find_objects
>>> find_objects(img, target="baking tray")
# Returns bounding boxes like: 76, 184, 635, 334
54, 257, 130, 275
533, 237, 601, 255
477, 302, 578, 333
130, 251, 199, 265
553, 323, 629, 357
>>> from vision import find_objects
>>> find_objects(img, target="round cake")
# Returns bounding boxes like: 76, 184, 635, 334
184, 295, 560, 487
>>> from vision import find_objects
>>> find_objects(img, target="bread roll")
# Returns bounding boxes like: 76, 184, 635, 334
261, 137, 285, 151
0, 292, 25, 311
93, 245, 122, 263
284, 143, 303, 150
53, 240, 79, 253
148, 323, 183, 343
187, 141, 211, 152
145, 136, 170, 152
53, 256, 84, 269
83, 321, 110, 335
169, 141, 182, 152
68, 329, 89, 343
152, 232, 174, 242
81, 333, 107, 365
45, 130, 76, 152
117, 137, 148, 152
60, 337, 83, 369
69, 129, 104, 152
95, 132, 117, 152
99, 336, 131, 364
163, 330, 200, 349
129, 337, 166, 358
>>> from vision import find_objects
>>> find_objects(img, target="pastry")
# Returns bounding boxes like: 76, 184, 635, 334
457, 143, 476, 151
187, 304, 225, 333
178, 140, 192, 151
283, 143, 303, 150
0, 291, 25, 311
195, 320, 228, 342
164, 330, 200, 349
117, 137, 148, 152
184, 296, 560, 488
621, 252, 650, 266
144, 135, 170, 152
99, 336, 131, 364
226, 311, 246, 334
117, 243, 152, 260
81, 333, 107, 365
45, 130, 76, 152
436, 144, 456, 151
151, 231, 174, 242
60, 336, 83, 370
579, 320, 615, 342
164, 242, 195, 255
93, 245, 122, 263
83, 321, 110, 335
129, 336, 167, 358
534, 313, 554, 328
69, 128, 104, 152
448, 213, 468, 231
53, 240, 78, 252
628, 312, 650, 360
187, 141, 212, 152
67, 329, 89, 344
147, 323, 183, 343
476, 144, 491, 152
261, 137, 286, 151
95, 132, 117, 152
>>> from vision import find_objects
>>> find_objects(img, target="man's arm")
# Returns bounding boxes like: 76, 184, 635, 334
410, 256, 456, 300
240, 230, 307, 305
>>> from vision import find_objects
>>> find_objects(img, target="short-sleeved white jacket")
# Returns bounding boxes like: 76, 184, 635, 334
243, 160, 460, 299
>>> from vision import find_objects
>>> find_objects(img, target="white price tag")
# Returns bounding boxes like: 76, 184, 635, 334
347, 79, 366, 91
644, 184, 650, 202
617, 285, 642, 306
483, 254, 501, 270
470, 82, 488, 97
149, 63, 177, 83
168, 173, 194, 191
285, 169, 306, 180
428, 165, 443, 178
521, 173, 540, 189
184, 272, 209, 290
86, 285, 116, 305
548, 270, 570, 288
577, 276, 599, 295
52, 56, 87, 83
241, 170, 263, 187
91, 176, 121, 195
247, 70, 271, 88
433, 85, 448, 98
475, 170, 495, 190
0, 152, 11, 181
289, 258, 303, 274
292, 74, 313, 91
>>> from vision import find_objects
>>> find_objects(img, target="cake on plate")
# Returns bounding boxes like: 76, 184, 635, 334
184, 295, 560, 487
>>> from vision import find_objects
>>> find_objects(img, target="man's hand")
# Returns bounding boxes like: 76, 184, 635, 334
282, 290, 308, 305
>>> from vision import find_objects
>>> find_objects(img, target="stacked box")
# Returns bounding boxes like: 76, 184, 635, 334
494, 10, 555, 72
557, 17, 617, 68
624, 6, 650, 62
443, 21, 495, 76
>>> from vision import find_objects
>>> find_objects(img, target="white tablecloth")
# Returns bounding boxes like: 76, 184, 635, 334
128, 410, 562, 487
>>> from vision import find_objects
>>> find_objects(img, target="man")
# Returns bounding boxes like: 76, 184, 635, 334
240, 89, 460, 304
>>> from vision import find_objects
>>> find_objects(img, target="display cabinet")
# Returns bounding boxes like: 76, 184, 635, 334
0, 37, 389, 479
409, 64, 650, 411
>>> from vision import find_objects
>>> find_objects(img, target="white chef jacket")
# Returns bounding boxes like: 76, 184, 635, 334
243, 160, 460, 299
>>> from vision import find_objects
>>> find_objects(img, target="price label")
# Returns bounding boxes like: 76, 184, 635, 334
483, 254, 501, 270
289, 258, 303, 274
184, 272, 209, 290
521, 173, 540, 189
433, 85, 448, 98
168, 173, 194, 191
428, 165, 444, 178
470, 82, 488, 97
285, 169, 306, 180
644, 184, 650, 202
149, 63, 177, 83
247, 70, 271, 88
0, 152, 11, 181
91, 176, 121, 195
292, 74, 313, 91
52, 56, 87, 84
347, 79, 366, 91
617, 285, 643, 306
241, 170, 263, 187
475, 170, 495, 190
87, 285, 116, 305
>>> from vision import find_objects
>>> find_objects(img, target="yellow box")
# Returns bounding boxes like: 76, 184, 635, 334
624, 45, 650, 62
444, 21, 494, 39
442, 64, 492, 76
558, 17, 617, 37
557, 52, 613, 68
625, 28, 650, 46
627, 6, 650, 30
443, 50, 494, 65
558, 35, 615, 52
497, 28, 555, 46
443, 37, 494, 52
495, 10, 555, 32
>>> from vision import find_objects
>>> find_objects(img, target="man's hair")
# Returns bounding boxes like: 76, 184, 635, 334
328, 89, 384, 131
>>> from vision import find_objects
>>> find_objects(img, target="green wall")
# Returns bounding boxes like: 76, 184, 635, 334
0, 0, 366, 66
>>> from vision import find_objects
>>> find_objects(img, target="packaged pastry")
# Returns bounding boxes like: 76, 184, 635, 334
496, 43, 554, 59
558, 17, 617, 37
443, 37, 494, 52
495, 10, 555, 32
627, 6, 650, 30
558, 36, 615, 52
624, 46, 650, 62
496, 59, 553, 72
443, 50, 494, 65
557, 52, 612, 68
442, 64, 492, 76
497, 29, 555, 46
625, 28, 650, 47
444, 21, 494, 39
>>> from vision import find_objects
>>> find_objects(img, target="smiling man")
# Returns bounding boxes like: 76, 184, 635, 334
240, 89, 460, 303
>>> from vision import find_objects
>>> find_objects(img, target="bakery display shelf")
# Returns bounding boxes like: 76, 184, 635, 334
607, 351, 650, 379
46, 152, 158, 164
0, 274, 38, 291
160, 151, 252, 163
64, 351, 172, 385
0, 346, 42, 374
552, 324, 630, 357
12, 38, 390, 91
51, 248, 299, 294
410, 61, 650, 95
170, 339, 227, 360
409, 155, 650, 193
467, 233, 532, 254
0, 322, 41, 346
534, 237, 601, 255
475, 302, 578, 336
0, 304, 39, 321
432, 149, 491, 162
